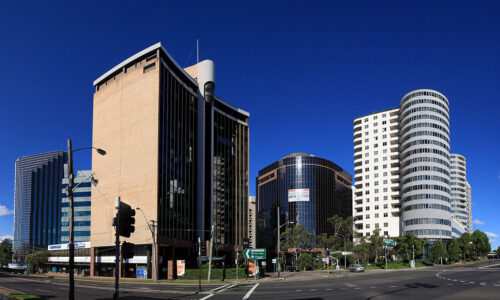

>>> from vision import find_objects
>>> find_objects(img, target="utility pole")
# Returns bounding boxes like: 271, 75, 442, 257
113, 197, 120, 300
67, 139, 75, 300
150, 220, 157, 283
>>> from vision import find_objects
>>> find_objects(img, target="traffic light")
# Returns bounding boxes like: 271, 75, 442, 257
200, 240, 206, 256
113, 201, 135, 238
122, 241, 134, 260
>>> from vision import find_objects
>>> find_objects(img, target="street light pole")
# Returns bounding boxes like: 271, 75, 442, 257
66, 139, 106, 300
277, 202, 281, 278
336, 233, 347, 269
67, 140, 75, 300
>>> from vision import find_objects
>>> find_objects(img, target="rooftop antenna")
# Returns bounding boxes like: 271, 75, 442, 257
197, 39, 199, 65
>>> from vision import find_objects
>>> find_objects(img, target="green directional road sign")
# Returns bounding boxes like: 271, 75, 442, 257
383, 239, 397, 247
243, 248, 266, 259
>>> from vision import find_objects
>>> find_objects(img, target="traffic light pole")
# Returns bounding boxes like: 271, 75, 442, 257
114, 197, 120, 300
67, 139, 75, 300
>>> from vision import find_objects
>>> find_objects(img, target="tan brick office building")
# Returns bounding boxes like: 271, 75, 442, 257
90, 43, 249, 279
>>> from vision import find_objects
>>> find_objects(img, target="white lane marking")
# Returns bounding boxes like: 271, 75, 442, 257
460, 281, 465, 283
58, 287, 69, 290
325, 288, 332, 291
470, 282, 475, 284
217, 284, 236, 293
36, 289, 52, 293
200, 294, 215, 300
295, 289, 302, 292
354, 287, 361, 290
389, 286, 398, 288
480, 282, 487, 286
211, 284, 230, 292
493, 284, 500, 287
242, 283, 260, 300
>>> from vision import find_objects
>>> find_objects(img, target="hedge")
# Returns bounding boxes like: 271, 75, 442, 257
179, 267, 247, 280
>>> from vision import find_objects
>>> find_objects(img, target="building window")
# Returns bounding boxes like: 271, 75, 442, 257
384, 223, 388, 227
375, 197, 379, 201
383, 188, 388, 192
383, 204, 388, 209
384, 196, 388, 200
375, 213, 379, 218
366, 232, 371, 236
384, 231, 388, 235
375, 223, 380, 228
366, 224, 371, 228
384, 213, 388, 217
365, 206, 370, 211
375, 205, 379, 210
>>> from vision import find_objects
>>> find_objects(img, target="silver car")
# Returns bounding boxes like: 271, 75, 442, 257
348, 264, 365, 272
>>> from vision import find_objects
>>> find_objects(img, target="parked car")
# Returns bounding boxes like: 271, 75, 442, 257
348, 264, 365, 272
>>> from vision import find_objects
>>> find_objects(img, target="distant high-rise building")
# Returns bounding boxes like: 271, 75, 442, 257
256, 153, 352, 263
353, 89, 470, 241
450, 154, 469, 232
248, 196, 256, 248
13, 151, 66, 262
91, 43, 249, 279
466, 181, 472, 233
61, 170, 92, 243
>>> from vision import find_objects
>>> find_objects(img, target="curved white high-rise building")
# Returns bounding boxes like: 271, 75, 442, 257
400, 89, 452, 240
450, 154, 468, 230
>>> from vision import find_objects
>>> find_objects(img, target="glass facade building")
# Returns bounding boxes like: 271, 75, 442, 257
256, 153, 352, 263
61, 170, 92, 243
13, 151, 66, 262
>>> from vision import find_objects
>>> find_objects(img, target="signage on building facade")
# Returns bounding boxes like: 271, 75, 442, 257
288, 189, 310, 202
48, 242, 90, 251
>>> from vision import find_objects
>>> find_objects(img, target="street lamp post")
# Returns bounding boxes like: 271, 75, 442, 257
137, 207, 157, 282
67, 139, 106, 300
336, 233, 347, 269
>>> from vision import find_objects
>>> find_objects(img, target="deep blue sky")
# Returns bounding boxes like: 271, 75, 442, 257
0, 1, 499, 249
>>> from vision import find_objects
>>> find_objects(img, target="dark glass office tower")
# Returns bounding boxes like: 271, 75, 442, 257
13, 151, 66, 262
256, 153, 352, 262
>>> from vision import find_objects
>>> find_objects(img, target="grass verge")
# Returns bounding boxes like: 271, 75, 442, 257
9, 294, 44, 300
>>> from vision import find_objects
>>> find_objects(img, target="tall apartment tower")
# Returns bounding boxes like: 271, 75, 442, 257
91, 43, 249, 279
353, 89, 465, 241
353, 109, 401, 237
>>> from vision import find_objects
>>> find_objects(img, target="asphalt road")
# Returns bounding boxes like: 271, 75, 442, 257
1, 260, 499, 299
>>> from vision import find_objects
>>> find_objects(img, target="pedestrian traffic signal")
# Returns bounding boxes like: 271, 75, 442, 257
113, 201, 135, 238
122, 241, 134, 260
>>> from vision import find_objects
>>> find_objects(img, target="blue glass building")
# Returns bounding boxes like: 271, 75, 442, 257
256, 153, 352, 262
13, 151, 66, 262
61, 170, 92, 243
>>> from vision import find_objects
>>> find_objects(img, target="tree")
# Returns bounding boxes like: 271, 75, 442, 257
429, 241, 446, 264
0, 244, 13, 267
472, 230, 491, 257
447, 240, 460, 262
296, 253, 315, 271
315, 233, 334, 250
393, 233, 425, 263
369, 229, 384, 264
280, 225, 313, 251
25, 250, 49, 273
457, 232, 473, 261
